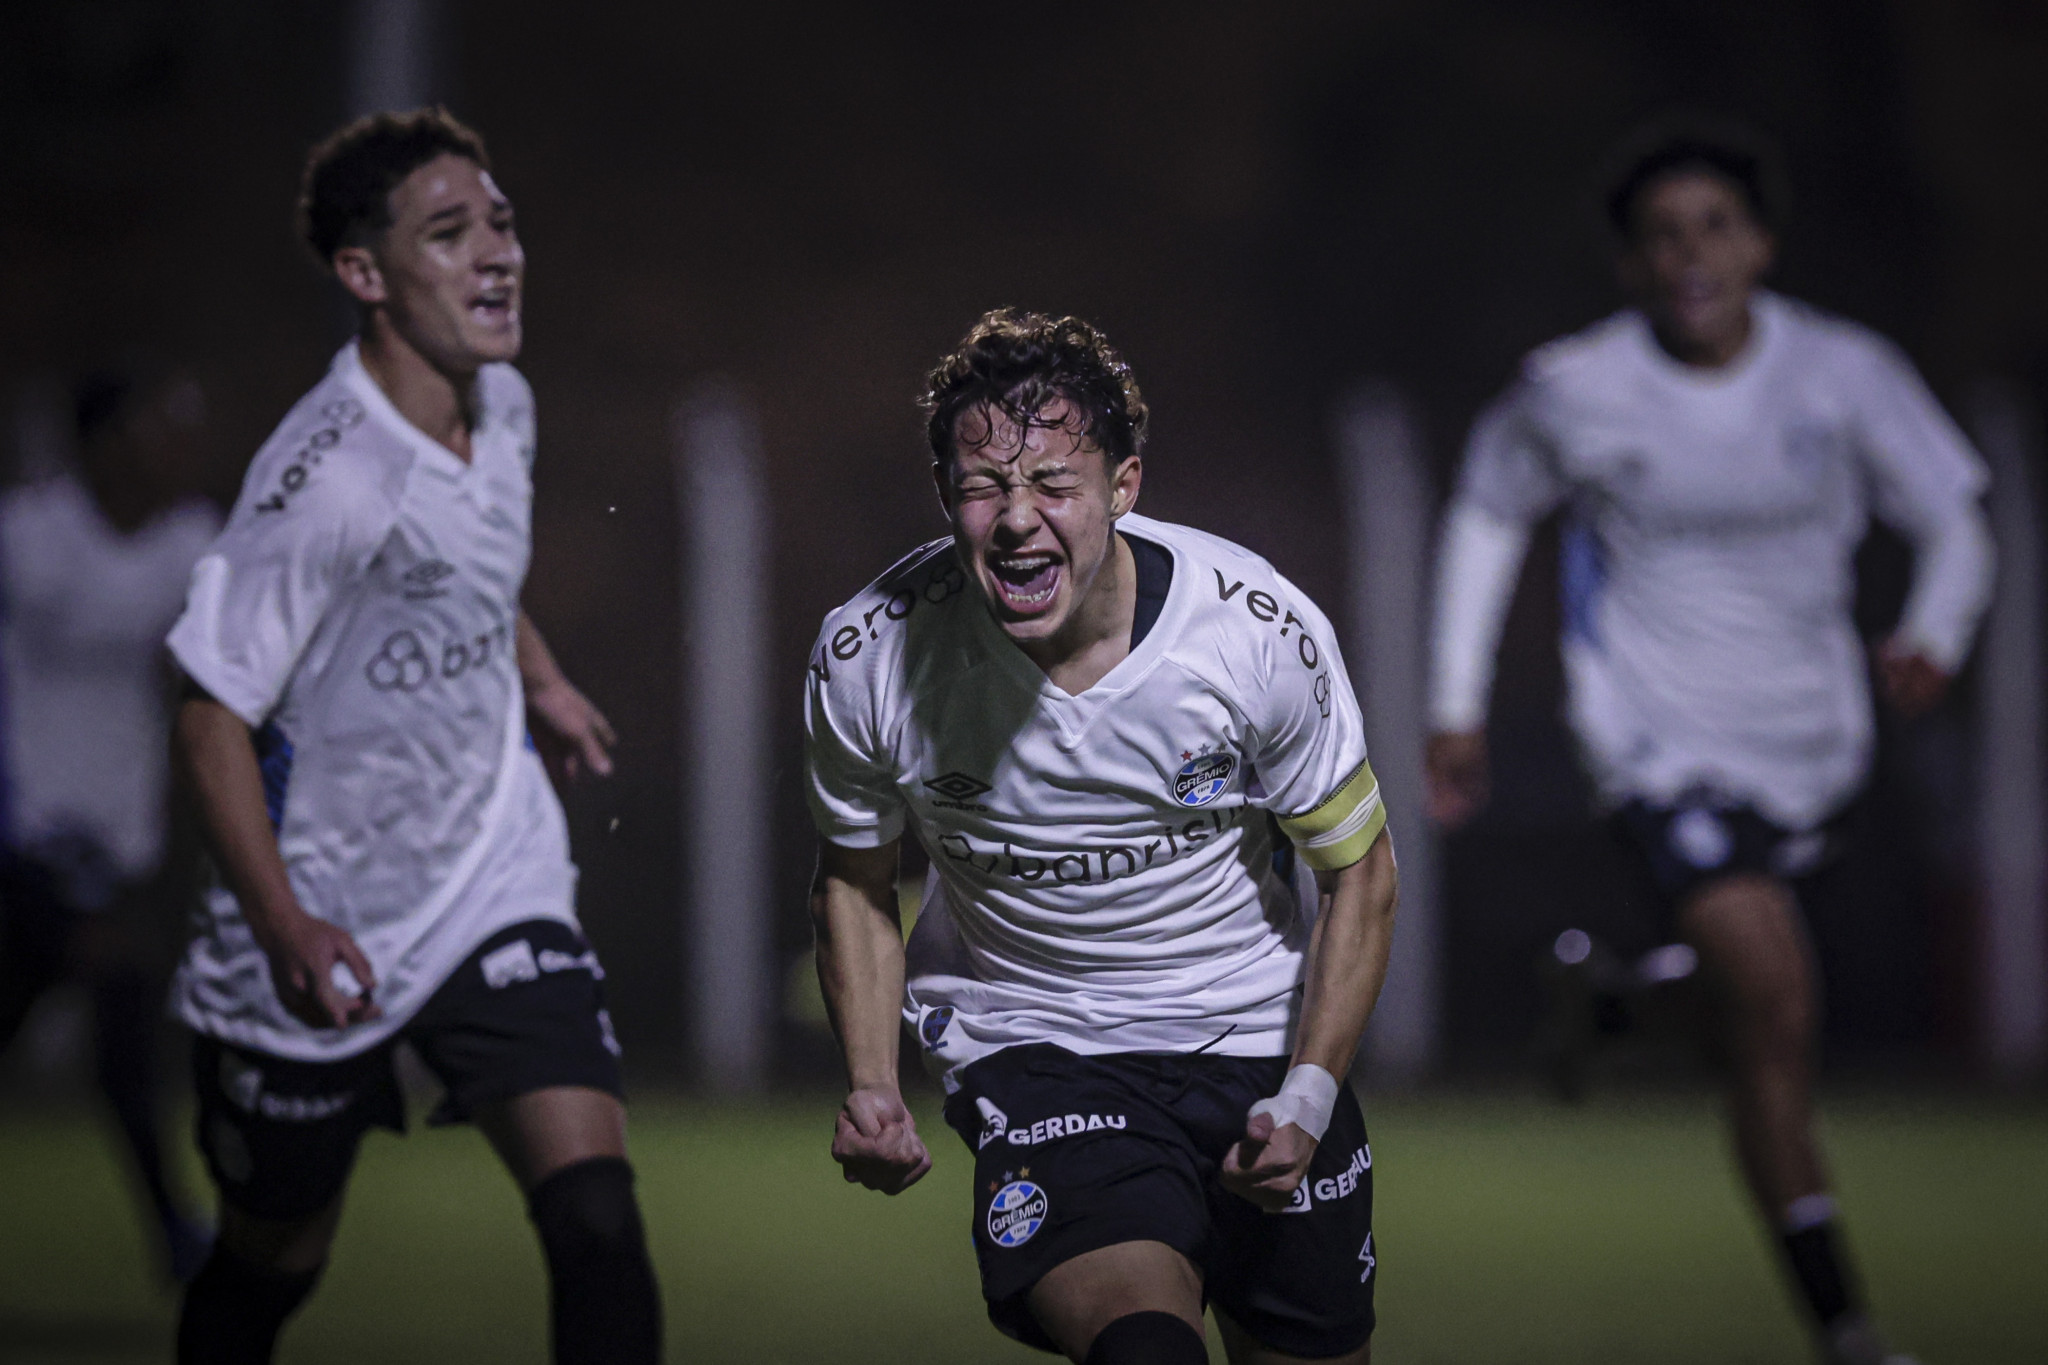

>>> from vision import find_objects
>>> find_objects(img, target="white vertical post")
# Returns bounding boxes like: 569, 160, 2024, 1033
1970, 381, 2047, 1082
1335, 381, 1441, 1082
347, 0, 440, 116
675, 382, 773, 1093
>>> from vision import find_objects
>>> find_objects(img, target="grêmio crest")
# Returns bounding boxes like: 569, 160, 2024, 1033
1172, 744, 1236, 808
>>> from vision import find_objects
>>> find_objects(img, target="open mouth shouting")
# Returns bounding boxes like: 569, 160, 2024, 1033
469, 280, 519, 329
989, 551, 1063, 615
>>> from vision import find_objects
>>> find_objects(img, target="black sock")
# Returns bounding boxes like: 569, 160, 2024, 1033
176, 1244, 322, 1365
1083, 1310, 1209, 1365
1779, 1199, 1860, 1328
527, 1156, 662, 1365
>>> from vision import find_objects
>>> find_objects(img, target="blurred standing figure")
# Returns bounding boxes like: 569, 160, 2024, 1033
1427, 124, 1993, 1365
167, 109, 657, 1365
0, 366, 219, 1281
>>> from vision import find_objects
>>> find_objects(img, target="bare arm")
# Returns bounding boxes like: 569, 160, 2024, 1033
1222, 830, 1399, 1207
1290, 831, 1401, 1080
174, 687, 379, 1029
811, 837, 930, 1194
517, 610, 616, 784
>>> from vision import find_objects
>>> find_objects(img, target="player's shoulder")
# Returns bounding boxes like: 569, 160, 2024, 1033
810, 536, 976, 693
1759, 291, 1913, 378
0, 476, 87, 580
1128, 513, 1274, 591
477, 361, 537, 447
1133, 515, 1335, 673
232, 351, 414, 528
0, 472, 80, 531
1518, 309, 1646, 394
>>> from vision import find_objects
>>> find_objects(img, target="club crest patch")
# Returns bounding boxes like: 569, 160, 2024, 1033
919, 1005, 955, 1048
987, 1180, 1048, 1248
1173, 748, 1235, 807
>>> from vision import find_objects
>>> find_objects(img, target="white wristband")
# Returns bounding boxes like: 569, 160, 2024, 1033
1246, 1064, 1339, 1142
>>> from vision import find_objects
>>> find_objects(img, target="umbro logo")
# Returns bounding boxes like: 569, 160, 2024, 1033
926, 771, 992, 814
926, 772, 991, 801
402, 560, 458, 600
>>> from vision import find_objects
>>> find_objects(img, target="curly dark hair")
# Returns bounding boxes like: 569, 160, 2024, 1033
297, 106, 490, 264
1602, 116, 1782, 238
920, 309, 1149, 467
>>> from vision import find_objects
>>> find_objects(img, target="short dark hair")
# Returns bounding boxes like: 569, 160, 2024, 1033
297, 106, 490, 264
921, 309, 1149, 467
73, 354, 178, 446
1603, 117, 1781, 238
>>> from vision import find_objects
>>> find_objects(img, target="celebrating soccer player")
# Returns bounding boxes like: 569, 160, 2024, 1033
806, 310, 1399, 1365
165, 110, 660, 1364
1427, 123, 1993, 1365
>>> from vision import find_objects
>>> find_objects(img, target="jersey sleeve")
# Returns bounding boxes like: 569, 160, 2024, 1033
165, 465, 395, 727
803, 614, 907, 849
1453, 372, 1570, 525
1428, 369, 1561, 733
1843, 335, 1995, 672
1249, 581, 1385, 872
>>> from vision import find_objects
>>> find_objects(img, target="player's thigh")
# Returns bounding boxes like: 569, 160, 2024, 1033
942, 1045, 1214, 1352
1028, 1239, 1205, 1360
1217, 1310, 1371, 1365
190, 1034, 400, 1270
473, 1084, 627, 1190
1677, 873, 1817, 1032
407, 920, 629, 1190
218, 1194, 348, 1276
1205, 1085, 1377, 1362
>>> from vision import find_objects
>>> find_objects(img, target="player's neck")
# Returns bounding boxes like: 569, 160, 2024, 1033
1648, 298, 1755, 371
357, 315, 480, 463
1022, 531, 1137, 696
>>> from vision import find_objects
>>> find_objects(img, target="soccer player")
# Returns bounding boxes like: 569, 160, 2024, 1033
806, 309, 1400, 1365
165, 109, 660, 1365
1427, 125, 1993, 1365
0, 363, 219, 1281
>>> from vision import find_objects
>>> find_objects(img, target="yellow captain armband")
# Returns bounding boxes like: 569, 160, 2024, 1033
1277, 759, 1387, 871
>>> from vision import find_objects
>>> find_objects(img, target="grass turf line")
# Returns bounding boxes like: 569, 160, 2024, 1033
0, 1091, 2042, 1363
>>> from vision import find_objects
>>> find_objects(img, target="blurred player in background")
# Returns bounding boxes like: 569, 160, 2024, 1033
808, 310, 1399, 1365
166, 109, 659, 1364
0, 363, 219, 1281
1427, 122, 1993, 1365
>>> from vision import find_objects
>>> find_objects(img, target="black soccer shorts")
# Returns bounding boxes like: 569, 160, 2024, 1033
1612, 793, 1848, 920
941, 1043, 1377, 1358
191, 919, 624, 1221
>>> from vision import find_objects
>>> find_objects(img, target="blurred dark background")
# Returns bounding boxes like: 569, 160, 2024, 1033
3, 0, 2044, 1085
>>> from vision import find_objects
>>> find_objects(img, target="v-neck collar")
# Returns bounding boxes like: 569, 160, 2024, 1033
972, 523, 1190, 712
334, 340, 486, 476
1629, 290, 1783, 392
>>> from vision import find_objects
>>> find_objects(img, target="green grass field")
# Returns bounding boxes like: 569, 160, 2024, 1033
1, 1089, 2042, 1364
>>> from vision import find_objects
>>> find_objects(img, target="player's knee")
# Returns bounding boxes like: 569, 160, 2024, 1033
1083, 1310, 1208, 1365
217, 1202, 342, 1278
527, 1156, 648, 1264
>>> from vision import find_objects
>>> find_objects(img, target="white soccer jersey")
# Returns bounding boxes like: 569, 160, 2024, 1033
166, 342, 578, 1061
0, 473, 219, 882
805, 512, 1385, 1087
1432, 292, 1994, 829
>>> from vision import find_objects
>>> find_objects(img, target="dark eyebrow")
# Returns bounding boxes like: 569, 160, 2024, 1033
423, 204, 470, 225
